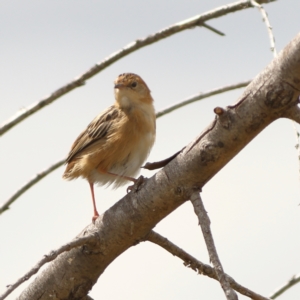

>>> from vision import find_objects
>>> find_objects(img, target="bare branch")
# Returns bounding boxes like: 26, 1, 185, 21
147, 230, 270, 300
291, 120, 300, 181
202, 23, 225, 36
156, 80, 250, 118
247, 0, 279, 92
250, 0, 277, 57
0, 234, 98, 300
190, 192, 238, 300
0, 159, 65, 215
269, 273, 300, 299
284, 104, 300, 180
0, 0, 274, 137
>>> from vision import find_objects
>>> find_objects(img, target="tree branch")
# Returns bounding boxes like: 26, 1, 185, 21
284, 104, 300, 182
147, 230, 270, 300
269, 273, 300, 299
0, 234, 98, 300
250, 0, 277, 56
0, 0, 273, 137
201, 23, 225, 36
190, 192, 238, 300
0, 159, 65, 215
156, 80, 250, 118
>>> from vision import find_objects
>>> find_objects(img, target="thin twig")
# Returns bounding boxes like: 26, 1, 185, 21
250, 0, 277, 57
202, 23, 225, 36
0, 0, 274, 137
0, 234, 97, 300
0, 159, 65, 214
292, 121, 300, 182
190, 192, 238, 300
269, 273, 300, 299
290, 100, 300, 187
156, 80, 250, 118
0, 81, 249, 216
147, 230, 270, 300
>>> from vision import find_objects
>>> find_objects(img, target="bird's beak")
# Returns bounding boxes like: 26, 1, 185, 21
114, 83, 125, 89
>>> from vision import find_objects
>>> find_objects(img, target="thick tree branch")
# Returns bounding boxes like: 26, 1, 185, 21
0, 234, 98, 300
147, 230, 270, 300
16, 30, 300, 300
0, 0, 273, 137
190, 192, 237, 300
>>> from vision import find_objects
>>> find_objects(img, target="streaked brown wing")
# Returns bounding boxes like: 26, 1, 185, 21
65, 105, 119, 163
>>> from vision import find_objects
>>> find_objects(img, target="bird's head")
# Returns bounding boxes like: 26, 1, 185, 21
114, 73, 153, 108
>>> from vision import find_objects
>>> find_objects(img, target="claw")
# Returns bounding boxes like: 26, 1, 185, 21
92, 214, 99, 224
127, 175, 145, 193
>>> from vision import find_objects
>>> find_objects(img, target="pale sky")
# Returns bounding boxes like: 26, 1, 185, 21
1, 1, 300, 299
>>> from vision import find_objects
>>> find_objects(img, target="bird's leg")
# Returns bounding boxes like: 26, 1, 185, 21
98, 169, 145, 193
89, 181, 99, 223
105, 170, 136, 183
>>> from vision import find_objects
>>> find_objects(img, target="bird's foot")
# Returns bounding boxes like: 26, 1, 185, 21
126, 175, 145, 193
92, 212, 100, 224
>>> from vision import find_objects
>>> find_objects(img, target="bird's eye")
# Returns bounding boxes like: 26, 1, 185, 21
131, 82, 137, 88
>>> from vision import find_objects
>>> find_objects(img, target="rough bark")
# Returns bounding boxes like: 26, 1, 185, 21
17, 32, 300, 299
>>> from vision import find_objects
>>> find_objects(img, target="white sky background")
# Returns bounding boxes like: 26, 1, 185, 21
0, 0, 300, 299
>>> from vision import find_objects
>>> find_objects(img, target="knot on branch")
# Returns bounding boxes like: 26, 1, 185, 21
174, 186, 183, 196
214, 107, 224, 115
214, 107, 232, 129
199, 142, 223, 166
265, 83, 295, 109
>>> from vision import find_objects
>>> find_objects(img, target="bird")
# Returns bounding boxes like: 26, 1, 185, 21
63, 73, 156, 222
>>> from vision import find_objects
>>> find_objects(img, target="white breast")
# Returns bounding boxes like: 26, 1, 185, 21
120, 96, 130, 108
112, 131, 154, 175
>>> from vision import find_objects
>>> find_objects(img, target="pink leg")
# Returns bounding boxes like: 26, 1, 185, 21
100, 170, 142, 193
105, 170, 136, 183
89, 181, 99, 222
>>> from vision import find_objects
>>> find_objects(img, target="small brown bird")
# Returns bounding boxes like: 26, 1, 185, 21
63, 73, 156, 221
